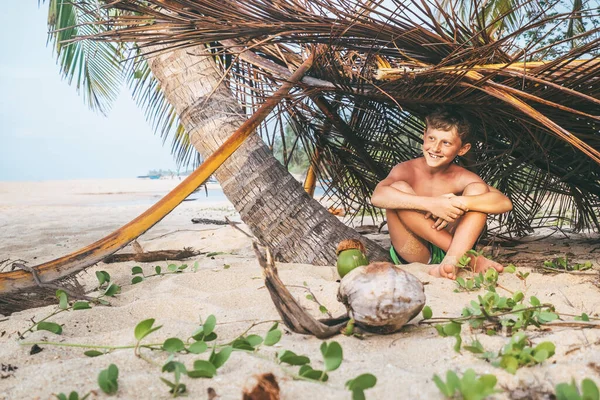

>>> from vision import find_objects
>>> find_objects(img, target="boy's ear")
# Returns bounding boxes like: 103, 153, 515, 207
458, 143, 471, 156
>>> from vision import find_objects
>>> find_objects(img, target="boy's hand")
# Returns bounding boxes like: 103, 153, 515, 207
427, 194, 467, 228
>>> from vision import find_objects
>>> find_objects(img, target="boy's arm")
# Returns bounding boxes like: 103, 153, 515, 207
457, 182, 513, 214
371, 165, 467, 221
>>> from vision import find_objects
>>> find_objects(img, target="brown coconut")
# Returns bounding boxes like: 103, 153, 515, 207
337, 262, 426, 333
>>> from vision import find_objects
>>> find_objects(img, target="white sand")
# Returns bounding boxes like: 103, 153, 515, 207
0, 178, 599, 399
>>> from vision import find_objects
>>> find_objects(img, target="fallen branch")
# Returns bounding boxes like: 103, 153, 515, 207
191, 218, 231, 225
103, 248, 202, 263
253, 242, 348, 339
537, 265, 599, 276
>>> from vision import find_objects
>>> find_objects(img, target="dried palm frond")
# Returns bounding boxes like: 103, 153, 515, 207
72, 0, 599, 235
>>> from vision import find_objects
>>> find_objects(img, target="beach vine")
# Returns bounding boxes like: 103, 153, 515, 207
22, 285, 378, 399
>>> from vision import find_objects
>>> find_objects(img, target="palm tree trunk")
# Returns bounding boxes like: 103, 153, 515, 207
147, 46, 388, 264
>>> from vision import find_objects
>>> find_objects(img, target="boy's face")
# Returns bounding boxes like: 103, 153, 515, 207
422, 127, 471, 168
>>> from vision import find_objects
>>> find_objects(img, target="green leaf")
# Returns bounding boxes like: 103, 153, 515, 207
320, 341, 343, 371
188, 341, 208, 354
453, 334, 462, 353
582, 378, 600, 400
555, 382, 579, 400
56, 290, 68, 310
346, 374, 377, 391
223, 264, 231, 269
155, 266, 162, 275
178, 264, 188, 271
163, 338, 185, 353
445, 370, 460, 394
504, 264, 516, 273
134, 318, 162, 341
534, 342, 556, 358
264, 324, 282, 346
512, 291, 524, 303
131, 266, 143, 275
351, 390, 366, 400
188, 360, 216, 378
73, 301, 91, 310
84, 350, 104, 357
167, 264, 178, 272
319, 305, 329, 314
203, 315, 217, 336
278, 350, 310, 365
209, 346, 232, 369
306, 294, 315, 301
98, 364, 119, 395
530, 296, 541, 306
432, 374, 452, 397
96, 271, 110, 286
537, 311, 559, 323
131, 276, 144, 285
299, 365, 328, 381
246, 335, 263, 347
422, 306, 432, 320
533, 349, 549, 363
56, 394, 68, 400
162, 361, 187, 376
500, 355, 519, 374
443, 322, 462, 336
232, 338, 255, 351
104, 283, 120, 297
37, 321, 62, 335
576, 313, 590, 322
463, 340, 484, 354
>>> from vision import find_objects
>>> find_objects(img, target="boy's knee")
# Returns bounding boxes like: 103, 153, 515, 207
390, 181, 415, 193
463, 182, 489, 196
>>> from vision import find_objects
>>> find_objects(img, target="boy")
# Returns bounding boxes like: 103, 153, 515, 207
370, 108, 513, 280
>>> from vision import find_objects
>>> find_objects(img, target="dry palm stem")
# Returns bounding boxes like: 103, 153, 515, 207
0, 52, 315, 302
253, 242, 348, 339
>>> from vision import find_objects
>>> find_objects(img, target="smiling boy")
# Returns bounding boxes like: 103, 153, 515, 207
370, 108, 513, 279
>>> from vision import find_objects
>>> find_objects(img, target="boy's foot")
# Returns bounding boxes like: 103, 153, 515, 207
428, 264, 457, 280
473, 256, 504, 274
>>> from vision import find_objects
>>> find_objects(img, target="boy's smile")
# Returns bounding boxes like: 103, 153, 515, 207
422, 128, 470, 168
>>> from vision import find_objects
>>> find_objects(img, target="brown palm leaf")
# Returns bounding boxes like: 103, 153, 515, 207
73, 0, 600, 235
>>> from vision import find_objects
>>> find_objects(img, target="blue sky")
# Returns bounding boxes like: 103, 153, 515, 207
0, 2, 178, 181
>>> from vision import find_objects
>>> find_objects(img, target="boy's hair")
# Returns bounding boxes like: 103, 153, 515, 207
424, 107, 472, 144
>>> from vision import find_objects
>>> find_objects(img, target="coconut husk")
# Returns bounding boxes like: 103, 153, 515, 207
336, 239, 366, 255
242, 373, 280, 400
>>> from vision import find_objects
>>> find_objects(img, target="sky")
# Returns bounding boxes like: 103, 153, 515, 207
0, 2, 178, 181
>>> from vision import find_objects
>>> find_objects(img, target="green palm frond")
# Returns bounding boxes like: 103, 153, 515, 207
46, 0, 124, 114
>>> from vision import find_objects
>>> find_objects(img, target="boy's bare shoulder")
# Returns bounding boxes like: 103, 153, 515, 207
383, 158, 420, 183
448, 163, 486, 187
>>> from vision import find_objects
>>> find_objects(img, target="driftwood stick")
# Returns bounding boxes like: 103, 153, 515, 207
253, 242, 348, 338
537, 265, 599, 276
225, 217, 253, 238
103, 248, 202, 263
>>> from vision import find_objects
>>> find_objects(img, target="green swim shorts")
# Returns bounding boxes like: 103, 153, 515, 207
390, 244, 446, 265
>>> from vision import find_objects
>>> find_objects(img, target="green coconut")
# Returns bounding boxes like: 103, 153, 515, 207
336, 239, 369, 278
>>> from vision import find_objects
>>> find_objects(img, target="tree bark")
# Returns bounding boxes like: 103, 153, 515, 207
147, 46, 389, 264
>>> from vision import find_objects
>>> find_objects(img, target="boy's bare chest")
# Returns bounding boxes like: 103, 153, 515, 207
409, 171, 459, 197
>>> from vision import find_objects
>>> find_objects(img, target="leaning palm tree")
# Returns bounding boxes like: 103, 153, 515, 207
1, 0, 599, 312
42, 0, 386, 263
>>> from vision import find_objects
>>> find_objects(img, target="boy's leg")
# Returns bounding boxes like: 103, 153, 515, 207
431, 183, 503, 279
387, 182, 453, 264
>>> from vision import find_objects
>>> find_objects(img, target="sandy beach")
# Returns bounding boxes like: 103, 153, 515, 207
1, 178, 599, 399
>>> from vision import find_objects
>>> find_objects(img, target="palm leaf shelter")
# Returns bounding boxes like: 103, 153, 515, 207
1, 0, 599, 311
